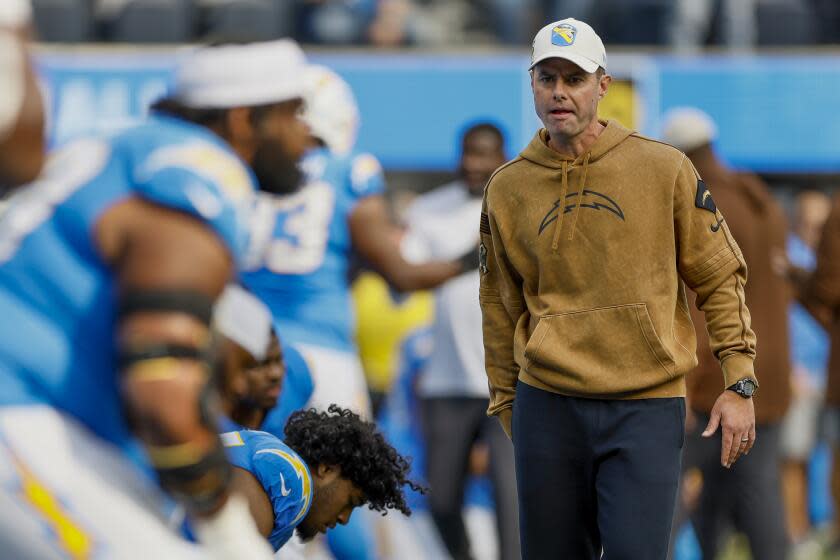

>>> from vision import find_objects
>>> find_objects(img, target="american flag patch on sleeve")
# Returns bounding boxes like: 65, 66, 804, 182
480, 212, 491, 235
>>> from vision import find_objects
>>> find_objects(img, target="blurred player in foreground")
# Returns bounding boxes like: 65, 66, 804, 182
221, 406, 422, 552
0, 40, 309, 559
0, 0, 45, 192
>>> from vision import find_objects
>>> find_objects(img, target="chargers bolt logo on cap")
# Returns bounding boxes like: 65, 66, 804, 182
551, 23, 577, 46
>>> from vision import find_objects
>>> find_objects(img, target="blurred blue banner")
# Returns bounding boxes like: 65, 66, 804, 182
35, 50, 840, 173
38, 52, 174, 147
309, 52, 538, 170
37, 51, 538, 171
649, 54, 840, 173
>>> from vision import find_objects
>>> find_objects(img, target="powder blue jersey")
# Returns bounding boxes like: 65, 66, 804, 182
242, 147, 385, 352
0, 115, 256, 453
221, 429, 313, 551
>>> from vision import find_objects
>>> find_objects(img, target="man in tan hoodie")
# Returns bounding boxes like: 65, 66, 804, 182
479, 18, 758, 559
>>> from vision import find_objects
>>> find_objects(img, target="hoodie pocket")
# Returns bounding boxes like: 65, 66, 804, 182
523, 304, 677, 394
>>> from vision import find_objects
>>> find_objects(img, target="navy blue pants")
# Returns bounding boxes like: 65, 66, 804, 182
512, 381, 684, 560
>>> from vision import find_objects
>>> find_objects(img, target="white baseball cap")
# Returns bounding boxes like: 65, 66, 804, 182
530, 18, 606, 73
660, 107, 718, 153
173, 39, 308, 109
214, 284, 273, 361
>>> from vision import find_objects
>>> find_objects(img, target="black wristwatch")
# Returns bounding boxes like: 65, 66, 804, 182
727, 378, 757, 399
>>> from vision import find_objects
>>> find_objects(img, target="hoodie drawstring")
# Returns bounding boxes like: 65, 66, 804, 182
550, 153, 591, 250
567, 152, 590, 241
550, 160, 569, 252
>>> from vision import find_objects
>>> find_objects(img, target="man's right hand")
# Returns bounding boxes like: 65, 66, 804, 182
702, 390, 756, 468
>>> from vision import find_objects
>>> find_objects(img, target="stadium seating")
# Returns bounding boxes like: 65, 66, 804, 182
32, 0, 93, 42
813, 0, 840, 43
757, 0, 816, 46
597, 0, 673, 45
104, 0, 194, 43
200, 0, 295, 42
26, 0, 840, 46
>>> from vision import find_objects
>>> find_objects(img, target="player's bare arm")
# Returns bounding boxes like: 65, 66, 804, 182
97, 197, 235, 516
231, 468, 275, 537
349, 195, 470, 291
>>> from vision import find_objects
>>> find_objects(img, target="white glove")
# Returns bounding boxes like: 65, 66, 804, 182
192, 494, 275, 560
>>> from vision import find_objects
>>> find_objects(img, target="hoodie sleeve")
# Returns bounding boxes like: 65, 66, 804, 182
673, 156, 757, 390
479, 190, 526, 416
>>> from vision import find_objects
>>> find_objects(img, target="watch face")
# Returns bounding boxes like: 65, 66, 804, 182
741, 380, 756, 396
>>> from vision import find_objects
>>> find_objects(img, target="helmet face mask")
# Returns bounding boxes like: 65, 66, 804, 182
302, 65, 360, 156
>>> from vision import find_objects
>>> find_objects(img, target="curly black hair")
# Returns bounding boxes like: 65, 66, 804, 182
283, 405, 425, 516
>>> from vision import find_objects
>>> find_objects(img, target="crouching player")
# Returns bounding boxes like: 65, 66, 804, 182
212, 286, 420, 554
221, 405, 422, 552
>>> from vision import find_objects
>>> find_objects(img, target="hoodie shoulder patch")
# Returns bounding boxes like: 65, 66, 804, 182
694, 180, 717, 214
480, 212, 491, 235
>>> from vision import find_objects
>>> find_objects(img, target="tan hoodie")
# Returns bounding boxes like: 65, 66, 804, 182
479, 120, 757, 417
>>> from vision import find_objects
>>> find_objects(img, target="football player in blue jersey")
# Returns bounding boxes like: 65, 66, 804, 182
215, 283, 280, 430
214, 284, 313, 434
222, 405, 422, 552
243, 65, 478, 419
226, 333, 286, 429
0, 40, 311, 559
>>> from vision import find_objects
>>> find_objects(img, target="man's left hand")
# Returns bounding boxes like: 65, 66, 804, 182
701, 390, 756, 468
